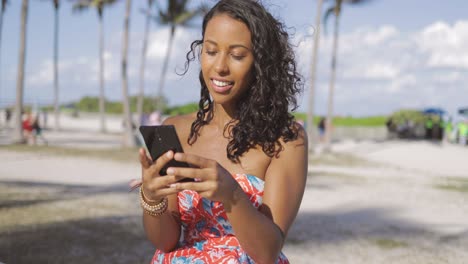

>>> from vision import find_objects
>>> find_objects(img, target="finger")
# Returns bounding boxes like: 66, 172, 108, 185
147, 150, 174, 178
152, 187, 180, 198
174, 153, 212, 168
166, 166, 208, 180
139, 148, 151, 169
171, 181, 211, 192
154, 174, 187, 188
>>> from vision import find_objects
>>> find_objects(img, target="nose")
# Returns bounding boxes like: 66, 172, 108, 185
214, 53, 229, 75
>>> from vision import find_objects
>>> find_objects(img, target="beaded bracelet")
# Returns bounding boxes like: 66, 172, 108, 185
139, 187, 168, 216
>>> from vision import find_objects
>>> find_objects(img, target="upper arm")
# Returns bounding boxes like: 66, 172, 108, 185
261, 124, 308, 237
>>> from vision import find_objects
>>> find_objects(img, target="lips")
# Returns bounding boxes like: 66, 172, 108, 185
211, 78, 234, 93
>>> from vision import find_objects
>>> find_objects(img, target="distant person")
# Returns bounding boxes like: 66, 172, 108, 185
22, 113, 34, 144
444, 118, 453, 143
147, 110, 162, 126
5, 108, 12, 127
32, 113, 48, 145
425, 115, 433, 140
318, 117, 326, 142
458, 122, 468, 146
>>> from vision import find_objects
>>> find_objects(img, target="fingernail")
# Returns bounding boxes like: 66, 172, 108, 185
167, 168, 174, 175
169, 183, 177, 188
166, 151, 172, 158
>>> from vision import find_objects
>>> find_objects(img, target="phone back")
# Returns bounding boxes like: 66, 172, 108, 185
139, 125, 191, 177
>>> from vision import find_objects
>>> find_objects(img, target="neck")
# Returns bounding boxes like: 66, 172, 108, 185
210, 102, 237, 130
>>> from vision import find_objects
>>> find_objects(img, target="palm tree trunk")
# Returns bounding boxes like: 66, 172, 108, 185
14, 0, 28, 143
0, 1, 6, 117
307, 0, 324, 155
137, 3, 152, 125
324, 10, 341, 151
53, 4, 60, 130
98, 11, 106, 133
156, 25, 176, 111
121, 0, 135, 147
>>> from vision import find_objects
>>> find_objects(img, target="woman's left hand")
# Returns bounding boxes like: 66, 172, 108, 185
166, 153, 241, 204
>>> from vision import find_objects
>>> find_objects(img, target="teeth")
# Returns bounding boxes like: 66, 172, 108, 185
213, 79, 232, 87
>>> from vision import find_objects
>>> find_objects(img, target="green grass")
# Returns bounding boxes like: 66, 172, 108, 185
434, 177, 468, 194
1, 144, 139, 163
374, 238, 409, 250
293, 113, 387, 127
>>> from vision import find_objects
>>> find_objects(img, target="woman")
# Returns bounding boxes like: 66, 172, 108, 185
138, 0, 307, 262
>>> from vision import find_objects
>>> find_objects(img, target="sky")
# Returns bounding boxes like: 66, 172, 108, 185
1, 0, 467, 117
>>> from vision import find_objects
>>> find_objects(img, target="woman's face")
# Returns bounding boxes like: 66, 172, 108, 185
201, 13, 254, 106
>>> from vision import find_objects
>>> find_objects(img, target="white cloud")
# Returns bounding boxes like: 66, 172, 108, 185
417, 20, 468, 69
298, 20, 468, 116
362, 25, 399, 46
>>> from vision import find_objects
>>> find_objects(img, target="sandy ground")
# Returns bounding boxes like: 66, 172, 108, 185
0, 114, 467, 263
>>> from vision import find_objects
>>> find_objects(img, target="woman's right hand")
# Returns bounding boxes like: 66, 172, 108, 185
139, 148, 180, 202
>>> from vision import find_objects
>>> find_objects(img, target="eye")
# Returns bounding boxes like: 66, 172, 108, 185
205, 50, 217, 56
231, 54, 245, 61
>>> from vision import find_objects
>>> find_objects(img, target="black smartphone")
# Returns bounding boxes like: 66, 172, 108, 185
139, 125, 194, 182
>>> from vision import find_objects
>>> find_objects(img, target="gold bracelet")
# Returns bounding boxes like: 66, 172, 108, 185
139, 187, 168, 216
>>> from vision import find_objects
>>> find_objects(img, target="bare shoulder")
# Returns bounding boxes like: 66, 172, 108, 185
279, 121, 307, 153
162, 113, 197, 140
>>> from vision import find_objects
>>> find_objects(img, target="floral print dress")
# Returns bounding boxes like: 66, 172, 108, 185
152, 174, 289, 264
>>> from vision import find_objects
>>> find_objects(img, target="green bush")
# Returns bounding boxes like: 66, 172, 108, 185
389, 109, 426, 126
293, 113, 386, 127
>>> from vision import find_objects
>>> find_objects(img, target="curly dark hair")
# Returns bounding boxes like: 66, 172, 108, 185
184, 0, 303, 163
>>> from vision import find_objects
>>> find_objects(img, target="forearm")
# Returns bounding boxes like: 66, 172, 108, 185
225, 189, 284, 264
143, 210, 180, 252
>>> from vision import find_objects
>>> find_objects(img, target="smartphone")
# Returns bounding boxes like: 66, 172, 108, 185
139, 125, 194, 182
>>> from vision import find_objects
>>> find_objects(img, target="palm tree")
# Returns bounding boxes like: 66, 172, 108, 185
0, 0, 8, 110
42, 0, 61, 130
72, 0, 117, 133
13, 0, 28, 143
307, 0, 324, 155
154, 0, 206, 110
121, 0, 135, 147
322, 0, 371, 150
136, 0, 154, 125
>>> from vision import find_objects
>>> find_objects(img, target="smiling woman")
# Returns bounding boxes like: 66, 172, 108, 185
136, 0, 307, 263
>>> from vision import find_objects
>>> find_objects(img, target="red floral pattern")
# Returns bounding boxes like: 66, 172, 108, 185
151, 174, 289, 263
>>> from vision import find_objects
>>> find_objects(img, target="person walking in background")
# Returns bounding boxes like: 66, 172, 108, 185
458, 121, 468, 146
318, 116, 326, 143
132, 1, 307, 262
425, 115, 434, 140
32, 113, 48, 146
147, 110, 162, 126
5, 108, 12, 127
22, 112, 34, 145
443, 117, 453, 143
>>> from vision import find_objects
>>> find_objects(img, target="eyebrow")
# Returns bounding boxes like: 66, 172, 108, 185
204, 39, 251, 51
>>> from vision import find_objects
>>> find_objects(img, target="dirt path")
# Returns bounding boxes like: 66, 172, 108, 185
0, 141, 467, 263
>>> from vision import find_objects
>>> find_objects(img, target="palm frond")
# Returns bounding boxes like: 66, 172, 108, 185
71, 0, 117, 13
1, 0, 9, 12
71, 0, 92, 13
155, 0, 207, 26
322, 5, 335, 35
174, 8, 202, 26
343, 0, 372, 4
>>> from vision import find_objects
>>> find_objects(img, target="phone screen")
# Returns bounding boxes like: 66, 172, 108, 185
139, 125, 193, 182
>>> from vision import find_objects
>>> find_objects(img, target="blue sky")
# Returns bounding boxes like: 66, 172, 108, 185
1, 0, 468, 117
